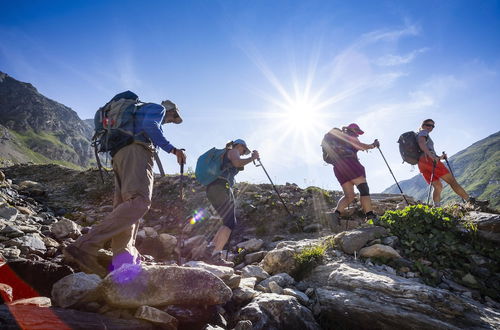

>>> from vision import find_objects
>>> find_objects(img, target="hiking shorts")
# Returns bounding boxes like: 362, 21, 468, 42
206, 179, 236, 230
418, 156, 449, 184
333, 157, 366, 185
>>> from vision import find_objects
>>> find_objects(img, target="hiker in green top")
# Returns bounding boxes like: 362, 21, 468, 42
206, 139, 259, 267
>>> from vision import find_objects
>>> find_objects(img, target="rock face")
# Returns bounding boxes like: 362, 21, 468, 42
465, 212, 500, 243
237, 293, 320, 330
51, 272, 102, 308
306, 262, 500, 329
100, 264, 233, 308
0, 71, 93, 167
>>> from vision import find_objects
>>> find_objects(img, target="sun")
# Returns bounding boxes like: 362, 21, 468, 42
283, 96, 321, 132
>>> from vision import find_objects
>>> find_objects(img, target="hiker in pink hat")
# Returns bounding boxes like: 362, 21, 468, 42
321, 123, 379, 230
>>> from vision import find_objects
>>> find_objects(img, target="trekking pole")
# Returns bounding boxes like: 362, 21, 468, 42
376, 146, 410, 205
442, 152, 465, 203
253, 158, 293, 217
426, 159, 437, 205
179, 148, 186, 200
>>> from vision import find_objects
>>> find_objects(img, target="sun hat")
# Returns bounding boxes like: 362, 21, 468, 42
161, 100, 183, 124
346, 123, 364, 135
233, 139, 250, 155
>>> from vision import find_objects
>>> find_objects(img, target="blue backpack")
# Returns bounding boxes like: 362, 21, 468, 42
195, 147, 228, 186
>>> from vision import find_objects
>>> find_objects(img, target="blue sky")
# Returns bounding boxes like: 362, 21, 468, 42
1, 0, 499, 193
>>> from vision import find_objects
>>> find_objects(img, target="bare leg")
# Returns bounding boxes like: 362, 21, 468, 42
431, 179, 443, 205
335, 182, 356, 214
440, 173, 469, 200
212, 225, 232, 252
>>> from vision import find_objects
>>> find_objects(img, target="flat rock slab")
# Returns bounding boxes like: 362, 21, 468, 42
306, 261, 500, 330
100, 264, 232, 308
334, 226, 388, 254
0, 304, 153, 329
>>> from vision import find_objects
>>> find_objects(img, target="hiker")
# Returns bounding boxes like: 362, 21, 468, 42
324, 123, 379, 230
205, 139, 259, 266
417, 119, 487, 207
64, 94, 186, 277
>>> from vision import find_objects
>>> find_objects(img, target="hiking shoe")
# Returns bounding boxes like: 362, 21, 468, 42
365, 213, 379, 225
327, 211, 341, 232
467, 197, 489, 207
63, 245, 107, 278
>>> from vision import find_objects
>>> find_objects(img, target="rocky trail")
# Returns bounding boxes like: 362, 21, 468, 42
0, 164, 499, 329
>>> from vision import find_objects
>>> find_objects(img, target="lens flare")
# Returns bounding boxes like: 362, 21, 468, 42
188, 208, 207, 225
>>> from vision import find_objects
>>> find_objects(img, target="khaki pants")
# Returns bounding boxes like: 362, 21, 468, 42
74, 143, 154, 269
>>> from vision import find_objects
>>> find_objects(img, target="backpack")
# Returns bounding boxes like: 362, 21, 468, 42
92, 91, 141, 156
398, 131, 422, 165
195, 147, 229, 186
321, 128, 356, 165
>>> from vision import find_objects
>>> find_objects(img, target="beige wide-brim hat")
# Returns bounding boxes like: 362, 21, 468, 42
161, 100, 183, 124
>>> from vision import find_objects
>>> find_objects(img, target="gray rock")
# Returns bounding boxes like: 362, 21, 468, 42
50, 218, 81, 239
260, 247, 297, 275
237, 293, 320, 330
51, 272, 102, 308
382, 235, 399, 247
236, 238, 264, 252
359, 244, 401, 259
11, 233, 46, 253
234, 320, 253, 330
244, 251, 266, 264
259, 273, 295, 291
334, 226, 388, 254
0, 225, 24, 238
134, 306, 178, 328
465, 212, 500, 243
283, 288, 309, 305
241, 265, 270, 281
240, 277, 257, 289
232, 287, 258, 305
0, 205, 18, 222
306, 261, 500, 329
100, 264, 232, 308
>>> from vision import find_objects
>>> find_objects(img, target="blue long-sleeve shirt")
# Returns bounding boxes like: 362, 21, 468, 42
134, 103, 175, 153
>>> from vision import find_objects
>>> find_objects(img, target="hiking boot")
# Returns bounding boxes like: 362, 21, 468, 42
327, 211, 341, 232
365, 213, 379, 225
63, 245, 107, 278
467, 197, 489, 207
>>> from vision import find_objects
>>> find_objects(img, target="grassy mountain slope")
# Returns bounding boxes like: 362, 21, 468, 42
383, 131, 500, 209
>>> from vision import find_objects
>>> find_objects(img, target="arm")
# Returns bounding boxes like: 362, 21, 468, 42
348, 136, 378, 151
227, 149, 259, 168
141, 104, 175, 153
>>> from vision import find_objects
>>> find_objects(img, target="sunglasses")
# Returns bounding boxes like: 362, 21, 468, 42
424, 124, 435, 128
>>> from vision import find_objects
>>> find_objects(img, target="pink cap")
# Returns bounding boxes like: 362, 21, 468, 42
346, 123, 364, 135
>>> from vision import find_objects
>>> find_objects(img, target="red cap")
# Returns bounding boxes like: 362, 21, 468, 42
346, 123, 364, 135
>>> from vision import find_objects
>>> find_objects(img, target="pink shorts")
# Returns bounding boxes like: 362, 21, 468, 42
418, 156, 449, 184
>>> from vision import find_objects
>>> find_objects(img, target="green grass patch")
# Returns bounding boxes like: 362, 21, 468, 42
292, 244, 326, 280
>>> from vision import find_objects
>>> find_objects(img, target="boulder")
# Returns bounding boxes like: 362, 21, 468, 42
100, 264, 232, 308
244, 251, 266, 264
334, 226, 388, 254
283, 288, 309, 305
231, 287, 258, 305
236, 238, 264, 252
260, 247, 297, 275
183, 261, 234, 280
306, 261, 500, 329
51, 272, 101, 308
258, 273, 295, 292
10, 233, 47, 253
237, 293, 320, 330
359, 244, 401, 259
50, 218, 81, 239
135, 306, 178, 328
241, 265, 269, 281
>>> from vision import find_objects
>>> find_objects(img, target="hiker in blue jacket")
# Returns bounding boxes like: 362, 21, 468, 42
205, 139, 259, 266
65, 93, 186, 277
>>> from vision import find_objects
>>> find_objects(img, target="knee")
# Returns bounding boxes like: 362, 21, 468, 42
356, 183, 370, 197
